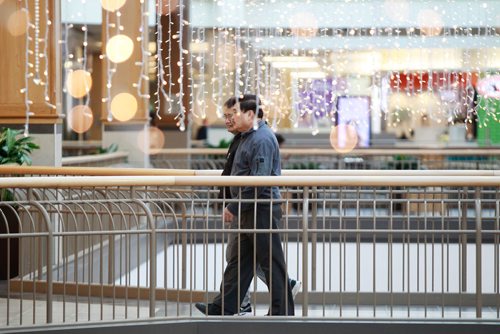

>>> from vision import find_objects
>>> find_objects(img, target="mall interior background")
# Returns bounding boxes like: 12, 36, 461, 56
1, 0, 497, 166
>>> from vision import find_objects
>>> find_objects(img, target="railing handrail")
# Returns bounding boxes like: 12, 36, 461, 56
0, 165, 196, 176
151, 147, 500, 156
0, 175, 499, 188
1, 165, 499, 177
61, 151, 129, 166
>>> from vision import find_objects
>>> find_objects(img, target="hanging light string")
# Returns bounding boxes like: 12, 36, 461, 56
155, 0, 167, 120
197, 27, 207, 120
234, 27, 241, 101
190, 27, 204, 121
22, 0, 33, 137
81, 6, 90, 109
253, 26, 261, 130
215, 28, 224, 116
166, 0, 174, 114
242, 27, 251, 95
62, 21, 73, 98
102, 9, 120, 122
176, 0, 186, 131
188, 22, 195, 121
33, 0, 41, 85
134, 0, 150, 102
42, 0, 55, 109
210, 0, 220, 117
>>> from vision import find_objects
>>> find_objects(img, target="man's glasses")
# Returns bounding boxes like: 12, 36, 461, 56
223, 113, 235, 120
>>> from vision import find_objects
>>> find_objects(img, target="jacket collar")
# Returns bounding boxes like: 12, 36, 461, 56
241, 119, 264, 138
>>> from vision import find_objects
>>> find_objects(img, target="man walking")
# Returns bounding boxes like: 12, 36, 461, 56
196, 99, 295, 316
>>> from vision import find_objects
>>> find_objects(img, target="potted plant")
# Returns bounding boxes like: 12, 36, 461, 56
0, 127, 40, 279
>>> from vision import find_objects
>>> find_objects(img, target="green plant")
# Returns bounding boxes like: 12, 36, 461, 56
0, 128, 40, 166
97, 143, 119, 154
290, 161, 321, 169
0, 127, 40, 201
207, 138, 231, 149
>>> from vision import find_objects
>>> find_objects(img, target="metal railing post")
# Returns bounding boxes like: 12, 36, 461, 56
475, 187, 482, 318
311, 186, 317, 291
181, 203, 187, 290
134, 200, 156, 318
302, 186, 309, 316
31, 202, 53, 324
460, 187, 468, 292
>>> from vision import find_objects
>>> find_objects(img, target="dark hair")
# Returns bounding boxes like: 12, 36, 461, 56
275, 133, 285, 146
223, 94, 263, 118
238, 99, 264, 118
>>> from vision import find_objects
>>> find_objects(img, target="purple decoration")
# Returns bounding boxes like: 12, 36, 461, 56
296, 78, 347, 120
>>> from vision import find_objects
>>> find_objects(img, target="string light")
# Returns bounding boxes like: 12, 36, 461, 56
33, 0, 41, 85
102, 8, 119, 122
155, 0, 167, 120
22, 0, 32, 137
133, 0, 150, 102
42, 0, 55, 109
14, 0, 500, 142
176, 0, 186, 131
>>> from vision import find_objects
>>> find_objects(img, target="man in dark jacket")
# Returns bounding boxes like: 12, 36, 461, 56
196, 98, 295, 316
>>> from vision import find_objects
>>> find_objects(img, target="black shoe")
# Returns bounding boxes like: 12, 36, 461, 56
195, 302, 234, 316
290, 279, 302, 299
239, 303, 252, 313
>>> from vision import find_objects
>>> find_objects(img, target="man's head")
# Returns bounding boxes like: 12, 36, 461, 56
223, 94, 262, 133
233, 99, 263, 133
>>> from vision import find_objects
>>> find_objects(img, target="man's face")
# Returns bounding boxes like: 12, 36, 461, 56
223, 105, 238, 134
233, 106, 255, 132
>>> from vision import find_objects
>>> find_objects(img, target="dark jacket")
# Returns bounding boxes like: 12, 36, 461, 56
227, 120, 281, 215
218, 133, 242, 199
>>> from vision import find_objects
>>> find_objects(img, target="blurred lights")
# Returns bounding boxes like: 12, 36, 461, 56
137, 126, 165, 154
111, 93, 138, 121
106, 34, 134, 63
157, 0, 179, 15
417, 9, 443, 36
101, 0, 127, 12
68, 105, 94, 134
330, 124, 358, 153
66, 69, 93, 98
7, 10, 29, 36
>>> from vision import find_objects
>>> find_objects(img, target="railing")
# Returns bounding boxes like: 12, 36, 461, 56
150, 148, 500, 170
61, 151, 129, 167
62, 140, 102, 157
0, 173, 499, 328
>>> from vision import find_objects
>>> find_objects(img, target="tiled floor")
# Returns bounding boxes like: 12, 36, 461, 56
1, 294, 498, 328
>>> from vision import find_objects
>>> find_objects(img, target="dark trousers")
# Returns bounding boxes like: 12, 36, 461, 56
213, 204, 294, 315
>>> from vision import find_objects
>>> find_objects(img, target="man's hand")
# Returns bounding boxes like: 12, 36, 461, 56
223, 207, 234, 225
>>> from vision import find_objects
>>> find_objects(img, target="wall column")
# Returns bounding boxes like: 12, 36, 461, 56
154, 1, 191, 149
101, 0, 149, 168
0, 0, 62, 166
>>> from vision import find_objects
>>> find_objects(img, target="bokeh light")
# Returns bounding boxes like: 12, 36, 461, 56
106, 35, 134, 63
66, 70, 93, 98
137, 126, 165, 153
383, 0, 410, 23
289, 12, 318, 38
111, 93, 138, 121
67, 105, 94, 134
157, 0, 178, 15
192, 99, 218, 126
215, 41, 237, 71
330, 124, 358, 153
101, 0, 126, 12
476, 75, 500, 100
7, 9, 29, 36
417, 9, 443, 36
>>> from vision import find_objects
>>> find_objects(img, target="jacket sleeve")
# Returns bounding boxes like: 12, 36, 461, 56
227, 137, 274, 214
